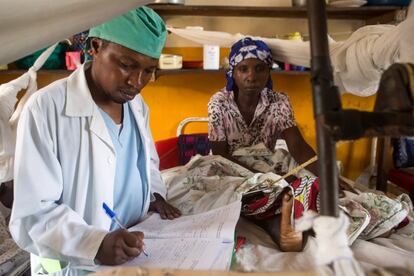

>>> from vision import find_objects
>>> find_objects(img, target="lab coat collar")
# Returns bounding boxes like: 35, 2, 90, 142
66, 62, 115, 151
65, 62, 95, 117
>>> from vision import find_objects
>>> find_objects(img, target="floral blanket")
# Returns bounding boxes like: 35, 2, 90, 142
163, 154, 290, 216
232, 143, 314, 179
162, 150, 413, 245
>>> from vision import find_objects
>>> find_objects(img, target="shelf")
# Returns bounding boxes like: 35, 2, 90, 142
156, 68, 223, 77
0, 69, 309, 78
0, 69, 71, 76
155, 68, 309, 77
148, 4, 407, 22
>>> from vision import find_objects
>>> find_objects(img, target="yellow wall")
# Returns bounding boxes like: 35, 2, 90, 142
142, 67, 375, 180
143, 47, 376, 180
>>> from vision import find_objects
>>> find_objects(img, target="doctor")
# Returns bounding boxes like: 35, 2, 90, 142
10, 6, 181, 270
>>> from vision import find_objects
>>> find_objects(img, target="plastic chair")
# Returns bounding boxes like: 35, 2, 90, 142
155, 137, 179, 170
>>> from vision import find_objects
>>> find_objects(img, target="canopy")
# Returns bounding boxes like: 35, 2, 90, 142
0, 0, 412, 96
0, 0, 153, 65
168, 10, 413, 97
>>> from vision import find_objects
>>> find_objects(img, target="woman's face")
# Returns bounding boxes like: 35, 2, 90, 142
233, 58, 270, 96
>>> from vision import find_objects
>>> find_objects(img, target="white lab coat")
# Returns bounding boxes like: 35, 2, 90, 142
9, 63, 166, 266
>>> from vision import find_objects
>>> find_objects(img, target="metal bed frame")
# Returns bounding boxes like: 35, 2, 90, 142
176, 117, 209, 137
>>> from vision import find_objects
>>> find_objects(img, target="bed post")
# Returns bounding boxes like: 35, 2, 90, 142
307, 0, 340, 217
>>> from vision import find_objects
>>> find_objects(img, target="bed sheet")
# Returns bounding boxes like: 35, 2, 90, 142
233, 216, 414, 274
161, 153, 414, 274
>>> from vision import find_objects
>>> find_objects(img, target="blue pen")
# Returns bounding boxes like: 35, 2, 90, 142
102, 202, 149, 257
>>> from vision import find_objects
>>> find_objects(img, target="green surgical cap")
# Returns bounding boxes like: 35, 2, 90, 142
88, 6, 166, 59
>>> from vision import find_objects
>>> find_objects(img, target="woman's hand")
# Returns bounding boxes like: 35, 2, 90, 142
95, 229, 144, 265
149, 193, 181, 220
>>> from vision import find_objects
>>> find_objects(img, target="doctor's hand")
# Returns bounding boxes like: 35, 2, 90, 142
95, 229, 145, 265
149, 193, 181, 220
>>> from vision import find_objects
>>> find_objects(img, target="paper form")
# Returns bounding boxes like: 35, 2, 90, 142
129, 200, 241, 242
124, 238, 234, 270
78, 201, 241, 272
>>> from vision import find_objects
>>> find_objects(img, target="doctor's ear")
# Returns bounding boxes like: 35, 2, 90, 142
89, 38, 109, 56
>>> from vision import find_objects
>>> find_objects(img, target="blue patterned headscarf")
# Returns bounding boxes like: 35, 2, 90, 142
226, 37, 273, 92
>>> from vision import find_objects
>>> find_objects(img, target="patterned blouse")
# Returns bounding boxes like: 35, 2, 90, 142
208, 88, 296, 154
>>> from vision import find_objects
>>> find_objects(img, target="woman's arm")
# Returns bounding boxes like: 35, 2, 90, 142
281, 126, 318, 175
282, 126, 355, 193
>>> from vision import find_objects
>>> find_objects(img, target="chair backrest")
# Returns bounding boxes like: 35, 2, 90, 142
177, 133, 210, 165
155, 117, 210, 170
177, 117, 210, 165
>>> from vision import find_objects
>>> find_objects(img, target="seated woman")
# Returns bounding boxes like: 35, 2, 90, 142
208, 38, 317, 178
208, 37, 319, 252
207, 37, 412, 253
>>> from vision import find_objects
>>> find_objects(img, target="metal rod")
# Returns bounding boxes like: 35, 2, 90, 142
315, 119, 339, 217
307, 0, 339, 217
323, 110, 414, 140
375, 137, 389, 192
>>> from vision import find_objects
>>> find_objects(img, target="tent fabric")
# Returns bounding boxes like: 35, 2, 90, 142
0, 1, 412, 95
168, 18, 412, 97
0, 0, 153, 65
399, 2, 414, 64
0, 0, 154, 182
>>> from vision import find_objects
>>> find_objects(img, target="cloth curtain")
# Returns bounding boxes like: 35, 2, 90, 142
0, 0, 153, 183
0, 44, 59, 183
168, 19, 412, 97
0, 0, 154, 65
0, 0, 412, 95
399, 2, 414, 64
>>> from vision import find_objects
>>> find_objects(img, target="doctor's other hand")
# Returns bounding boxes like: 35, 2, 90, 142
149, 193, 181, 220
95, 229, 144, 265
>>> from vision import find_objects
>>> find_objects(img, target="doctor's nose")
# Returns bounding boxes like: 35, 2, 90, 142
127, 71, 144, 90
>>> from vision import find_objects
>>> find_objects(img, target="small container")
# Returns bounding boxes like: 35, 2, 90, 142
158, 54, 183, 69
65, 51, 81, 70
203, 45, 220, 70
284, 63, 291, 71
